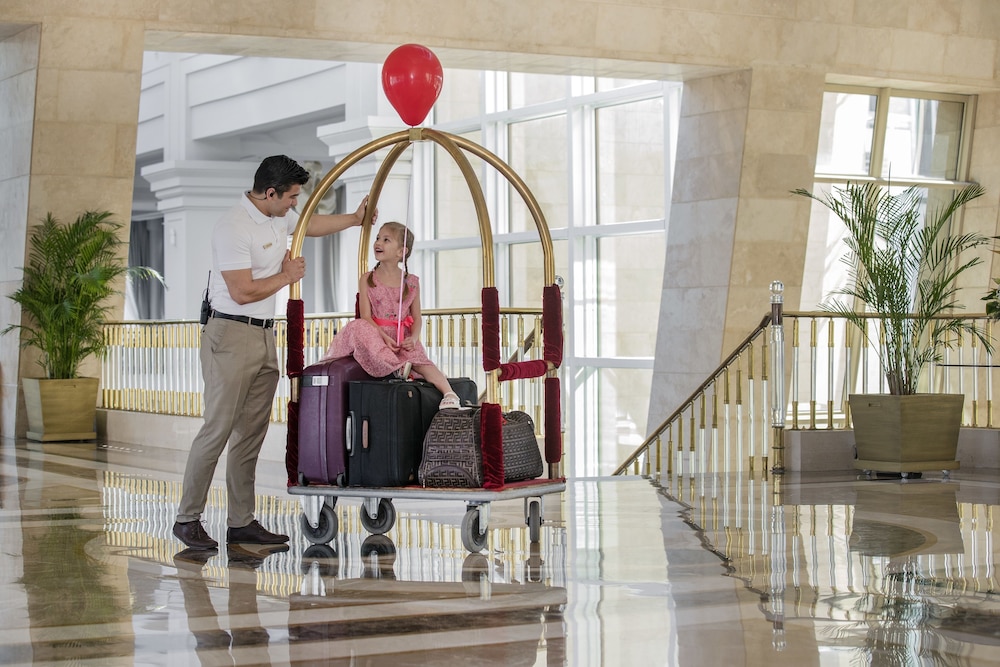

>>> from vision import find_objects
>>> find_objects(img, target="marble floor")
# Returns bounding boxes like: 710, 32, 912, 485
1, 435, 999, 666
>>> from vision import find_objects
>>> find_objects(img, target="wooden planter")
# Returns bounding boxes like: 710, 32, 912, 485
848, 393, 963, 475
22, 377, 100, 442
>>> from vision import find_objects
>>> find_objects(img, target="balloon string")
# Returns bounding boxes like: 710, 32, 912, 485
396, 155, 413, 346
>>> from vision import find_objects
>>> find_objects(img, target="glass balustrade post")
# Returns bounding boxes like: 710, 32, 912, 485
770, 281, 786, 474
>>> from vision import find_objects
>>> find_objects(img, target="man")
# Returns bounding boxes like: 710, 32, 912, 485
173, 155, 373, 550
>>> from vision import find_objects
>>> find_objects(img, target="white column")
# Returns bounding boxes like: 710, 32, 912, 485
140, 160, 256, 320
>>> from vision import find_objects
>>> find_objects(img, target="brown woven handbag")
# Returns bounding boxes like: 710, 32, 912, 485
418, 409, 483, 488
418, 408, 542, 487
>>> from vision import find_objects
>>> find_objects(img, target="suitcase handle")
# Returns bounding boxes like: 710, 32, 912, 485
346, 413, 354, 454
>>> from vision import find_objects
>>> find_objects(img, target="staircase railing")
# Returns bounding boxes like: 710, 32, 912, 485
616, 292, 1000, 479
614, 314, 776, 478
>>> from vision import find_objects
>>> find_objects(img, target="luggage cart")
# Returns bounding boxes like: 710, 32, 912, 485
285, 127, 566, 554
290, 479, 565, 553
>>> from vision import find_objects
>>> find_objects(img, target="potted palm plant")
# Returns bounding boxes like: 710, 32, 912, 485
3, 210, 161, 441
793, 181, 990, 476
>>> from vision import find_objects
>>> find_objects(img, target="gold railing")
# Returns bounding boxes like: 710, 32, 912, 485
782, 312, 999, 430
615, 311, 1000, 478
101, 307, 546, 423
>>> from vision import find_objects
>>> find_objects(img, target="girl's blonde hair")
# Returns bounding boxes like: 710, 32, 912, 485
368, 221, 415, 299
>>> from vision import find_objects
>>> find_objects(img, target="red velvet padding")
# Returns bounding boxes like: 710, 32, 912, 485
285, 299, 306, 486
479, 401, 505, 489
499, 359, 548, 380
482, 287, 501, 371
543, 284, 563, 366
286, 299, 305, 375
545, 376, 562, 464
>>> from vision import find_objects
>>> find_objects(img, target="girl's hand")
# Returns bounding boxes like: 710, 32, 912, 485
400, 336, 415, 351
381, 332, 400, 352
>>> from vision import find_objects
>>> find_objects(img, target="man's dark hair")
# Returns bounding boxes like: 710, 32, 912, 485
253, 155, 310, 195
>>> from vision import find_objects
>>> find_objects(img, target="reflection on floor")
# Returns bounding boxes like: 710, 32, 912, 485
1, 436, 998, 665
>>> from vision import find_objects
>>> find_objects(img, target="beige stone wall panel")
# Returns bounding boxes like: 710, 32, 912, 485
51, 70, 140, 124
833, 25, 894, 72
113, 124, 138, 178
156, 0, 317, 32
674, 108, 748, 161
32, 121, 118, 176
853, 0, 913, 31
906, 0, 963, 34
741, 109, 817, 156
793, 0, 855, 24
775, 19, 839, 66
746, 64, 826, 111
664, 199, 738, 287
959, 0, 1000, 39
31, 67, 58, 123
735, 198, 806, 241
594, 4, 667, 57
25, 175, 134, 234
742, 152, 816, 198
889, 29, 948, 77
661, 10, 782, 65
2, 1, 158, 21
681, 70, 752, 114
674, 153, 745, 202
943, 35, 996, 81
38, 17, 142, 70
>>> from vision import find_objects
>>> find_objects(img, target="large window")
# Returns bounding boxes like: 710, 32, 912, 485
815, 86, 970, 182
423, 71, 678, 475
803, 86, 974, 310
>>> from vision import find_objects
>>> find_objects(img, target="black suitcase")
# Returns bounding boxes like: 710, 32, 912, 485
347, 380, 427, 487
298, 357, 374, 486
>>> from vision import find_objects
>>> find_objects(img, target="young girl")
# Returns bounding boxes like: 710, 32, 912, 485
322, 221, 465, 410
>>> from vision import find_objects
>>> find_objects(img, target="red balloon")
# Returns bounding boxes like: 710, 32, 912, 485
381, 44, 443, 127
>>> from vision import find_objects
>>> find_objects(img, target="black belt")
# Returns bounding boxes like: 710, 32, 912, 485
210, 310, 274, 329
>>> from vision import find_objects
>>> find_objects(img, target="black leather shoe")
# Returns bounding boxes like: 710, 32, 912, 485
173, 520, 219, 549
227, 519, 289, 545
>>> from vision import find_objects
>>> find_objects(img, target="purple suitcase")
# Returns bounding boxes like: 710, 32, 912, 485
297, 357, 374, 486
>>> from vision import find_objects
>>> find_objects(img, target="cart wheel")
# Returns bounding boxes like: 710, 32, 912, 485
461, 507, 489, 553
300, 543, 338, 577
527, 500, 541, 543
359, 498, 396, 535
299, 504, 338, 544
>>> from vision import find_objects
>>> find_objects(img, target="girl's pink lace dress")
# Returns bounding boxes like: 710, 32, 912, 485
322, 272, 432, 377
